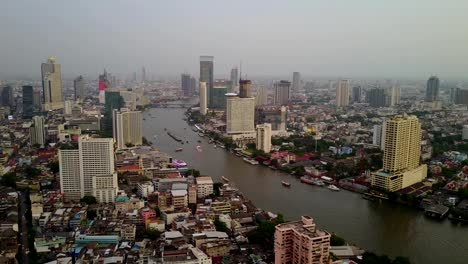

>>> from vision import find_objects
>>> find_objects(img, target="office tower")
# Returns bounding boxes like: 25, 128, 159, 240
113, 109, 143, 149
230, 67, 239, 93
255, 86, 268, 106
199, 82, 208, 115
211, 79, 228, 109
74, 75, 85, 100
59, 135, 117, 202
0, 86, 13, 107
181, 74, 192, 97
99, 70, 111, 104
104, 91, 124, 131
425, 76, 440, 102
274, 216, 331, 264
22, 86, 34, 119
352, 86, 362, 103
371, 115, 427, 192
30, 116, 46, 147
226, 93, 255, 135
190, 77, 196, 96
33, 90, 41, 109
200, 56, 214, 107
239, 79, 252, 98
454, 88, 468, 105
292, 72, 301, 93
142, 67, 147, 82
41, 56, 63, 110
256, 123, 272, 153
389, 86, 401, 106
367, 88, 387, 107
450, 87, 457, 104
274, 80, 291, 105
336, 80, 350, 107
257, 106, 287, 132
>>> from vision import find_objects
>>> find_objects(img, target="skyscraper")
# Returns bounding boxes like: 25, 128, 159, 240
230, 67, 239, 93
41, 56, 63, 110
389, 86, 401, 106
255, 86, 268, 106
113, 109, 143, 149
22, 86, 34, 119
104, 91, 124, 131
211, 79, 228, 109
0, 86, 13, 107
33, 90, 41, 109
371, 115, 427, 192
74, 75, 85, 100
256, 123, 272, 153
274, 80, 291, 105
336, 80, 350, 107
226, 93, 255, 135
200, 56, 214, 107
142, 67, 147, 82
351, 86, 362, 103
59, 135, 117, 202
425, 76, 440, 102
199, 82, 208, 115
239, 79, 252, 98
181, 74, 192, 97
275, 216, 331, 264
30, 116, 46, 147
367, 88, 387, 107
99, 70, 111, 104
292, 72, 301, 93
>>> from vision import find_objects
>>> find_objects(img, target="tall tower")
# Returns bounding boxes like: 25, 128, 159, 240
230, 67, 239, 93
212, 79, 228, 109
336, 79, 350, 107
181, 74, 192, 97
200, 56, 214, 107
256, 123, 272, 153
199, 82, 208, 115
226, 93, 255, 135
351, 86, 362, 103
239, 79, 252, 98
425, 76, 440, 102
142, 67, 147, 82
30, 116, 46, 147
74, 75, 85, 100
389, 86, 401, 106
274, 80, 291, 105
113, 109, 143, 149
292, 72, 301, 93
41, 56, 63, 110
22, 86, 34, 119
0, 86, 13, 107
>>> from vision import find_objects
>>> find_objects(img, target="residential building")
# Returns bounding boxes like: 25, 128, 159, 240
92, 174, 118, 203
74, 75, 85, 100
104, 91, 124, 131
33, 90, 41, 109
113, 109, 143, 149
425, 76, 440, 102
256, 106, 287, 132
30, 116, 46, 147
255, 86, 268, 106
199, 82, 208, 115
274, 80, 291, 105
200, 56, 214, 107
274, 216, 331, 264
211, 79, 228, 109
41, 56, 63, 110
454, 88, 468, 105
336, 80, 350, 107
367, 88, 387, 107
370, 115, 427, 192
352, 86, 362, 103
181, 74, 194, 97
196, 176, 213, 198
372, 124, 386, 149
389, 86, 401, 106
226, 94, 255, 135
256, 123, 272, 153
22, 85, 34, 119
0, 85, 13, 107
292, 72, 301, 93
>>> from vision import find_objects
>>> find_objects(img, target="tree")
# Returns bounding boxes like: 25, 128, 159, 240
144, 228, 161, 240
80, 195, 98, 205
0, 172, 17, 188
213, 182, 223, 196
214, 218, 229, 232
48, 161, 60, 174
87, 209, 97, 220
330, 234, 345, 246
23, 166, 41, 178
247, 213, 285, 249
125, 142, 135, 148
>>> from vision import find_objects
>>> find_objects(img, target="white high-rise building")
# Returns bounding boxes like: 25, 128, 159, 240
226, 94, 255, 135
389, 86, 401, 106
336, 80, 350, 107
59, 135, 117, 202
113, 109, 143, 149
30, 116, 46, 147
256, 123, 272, 153
41, 56, 63, 110
199, 82, 208, 115
255, 86, 268, 106
64, 100, 73, 115
372, 124, 386, 149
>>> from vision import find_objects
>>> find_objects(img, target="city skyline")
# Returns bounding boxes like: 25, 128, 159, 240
1, 1, 468, 80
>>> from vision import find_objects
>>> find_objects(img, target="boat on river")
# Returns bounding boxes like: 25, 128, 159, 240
196, 145, 203, 152
282, 181, 291, 187
175, 148, 183, 152
243, 158, 259, 165
328, 184, 340, 191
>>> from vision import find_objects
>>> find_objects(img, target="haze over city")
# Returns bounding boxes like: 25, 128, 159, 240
2, 0, 468, 80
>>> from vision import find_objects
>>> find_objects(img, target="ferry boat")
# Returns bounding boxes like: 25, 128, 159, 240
222, 176, 230, 182
243, 157, 259, 165
328, 184, 340, 191
314, 180, 325, 186
196, 145, 203, 152
300, 176, 314, 185
281, 181, 291, 187
175, 148, 183, 152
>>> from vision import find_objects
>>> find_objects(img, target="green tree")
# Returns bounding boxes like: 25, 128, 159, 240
214, 218, 229, 232
330, 234, 346, 246
87, 209, 97, 220
48, 161, 60, 174
213, 182, 223, 196
23, 166, 41, 178
144, 228, 161, 240
80, 195, 98, 205
0, 172, 17, 188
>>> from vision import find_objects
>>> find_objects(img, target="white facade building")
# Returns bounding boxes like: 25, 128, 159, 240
196, 176, 214, 198
226, 94, 255, 135
336, 79, 350, 107
199, 82, 208, 115
30, 116, 46, 147
113, 109, 143, 149
256, 123, 272, 153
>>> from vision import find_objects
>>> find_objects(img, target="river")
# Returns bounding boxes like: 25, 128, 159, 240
143, 107, 467, 264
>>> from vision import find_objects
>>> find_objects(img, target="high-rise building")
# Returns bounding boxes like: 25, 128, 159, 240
74, 75, 85, 100
372, 124, 386, 149
274, 80, 291, 105
200, 56, 214, 107
352, 86, 362, 103
239, 79, 252, 98
275, 216, 331, 264
59, 135, 117, 202
211, 79, 228, 109
371, 115, 427, 192
425, 76, 440, 102
226, 93, 255, 135
181, 74, 193, 97
336, 80, 350, 107
64, 100, 73, 115
104, 91, 124, 131
292, 72, 301, 93
255, 86, 268, 106
142, 67, 147, 82
98, 70, 111, 104
33, 90, 41, 109
199, 82, 208, 115
230, 67, 239, 93
190, 77, 196, 96
389, 86, 401, 106
367, 88, 387, 107
256, 106, 287, 132
454, 88, 468, 105
113, 109, 143, 149
22, 86, 34, 119
256, 123, 272, 153
30, 116, 46, 147
0, 86, 13, 107
41, 56, 63, 110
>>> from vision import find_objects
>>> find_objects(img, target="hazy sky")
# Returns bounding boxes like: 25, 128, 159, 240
1, 0, 467, 80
